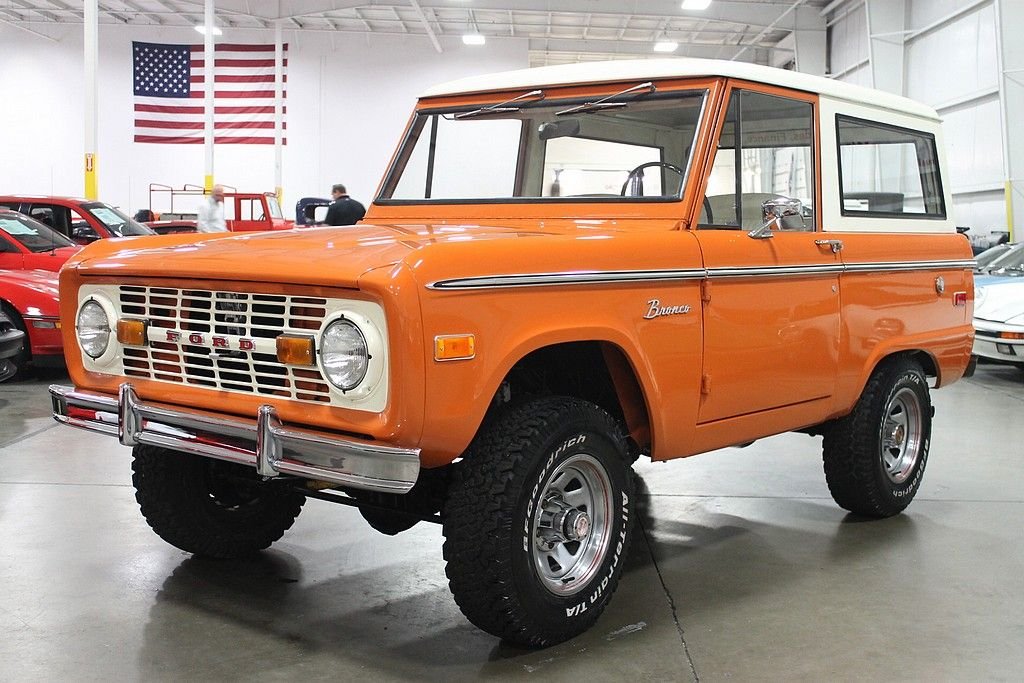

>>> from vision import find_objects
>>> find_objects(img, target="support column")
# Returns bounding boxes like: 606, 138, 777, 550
996, 0, 1023, 239
865, 0, 906, 95
203, 0, 215, 192
274, 20, 284, 202
792, 6, 826, 77
84, 0, 98, 199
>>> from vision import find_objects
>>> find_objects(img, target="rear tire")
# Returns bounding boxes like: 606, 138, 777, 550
443, 397, 635, 648
822, 358, 932, 517
132, 445, 305, 558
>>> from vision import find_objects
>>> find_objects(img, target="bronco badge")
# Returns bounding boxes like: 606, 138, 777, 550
644, 299, 691, 319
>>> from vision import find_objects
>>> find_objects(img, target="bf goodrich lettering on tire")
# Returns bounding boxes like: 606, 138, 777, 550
443, 398, 635, 648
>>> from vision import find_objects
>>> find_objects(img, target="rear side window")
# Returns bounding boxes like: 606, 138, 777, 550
836, 115, 945, 219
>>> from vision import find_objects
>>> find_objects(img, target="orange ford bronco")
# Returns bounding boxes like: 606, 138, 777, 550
52, 59, 975, 647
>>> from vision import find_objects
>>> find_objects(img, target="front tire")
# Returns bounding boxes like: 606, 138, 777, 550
822, 357, 932, 517
132, 445, 306, 558
443, 397, 634, 648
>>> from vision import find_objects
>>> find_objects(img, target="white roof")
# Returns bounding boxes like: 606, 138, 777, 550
422, 58, 939, 121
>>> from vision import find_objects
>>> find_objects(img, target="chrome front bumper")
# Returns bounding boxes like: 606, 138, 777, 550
49, 384, 420, 493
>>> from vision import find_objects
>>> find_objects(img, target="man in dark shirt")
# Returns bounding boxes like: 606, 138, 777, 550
324, 184, 366, 226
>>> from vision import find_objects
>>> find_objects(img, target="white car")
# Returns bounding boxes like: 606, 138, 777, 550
973, 271, 1024, 367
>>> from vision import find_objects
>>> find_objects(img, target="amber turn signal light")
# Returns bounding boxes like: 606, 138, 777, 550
116, 319, 147, 346
435, 334, 475, 361
1000, 331, 1024, 340
276, 334, 316, 366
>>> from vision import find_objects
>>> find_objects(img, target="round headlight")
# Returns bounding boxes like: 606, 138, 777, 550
77, 300, 111, 359
320, 319, 368, 391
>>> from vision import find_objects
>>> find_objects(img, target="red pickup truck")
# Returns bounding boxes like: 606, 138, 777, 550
145, 185, 294, 233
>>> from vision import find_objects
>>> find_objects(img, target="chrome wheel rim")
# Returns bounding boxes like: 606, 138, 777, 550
881, 387, 923, 484
530, 453, 614, 596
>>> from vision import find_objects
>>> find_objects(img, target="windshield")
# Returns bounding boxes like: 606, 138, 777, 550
380, 88, 707, 202
0, 213, 76, 252
266, 196, 284, 219
975, 243, 1011, 269
82, 202, 155, 237
986, 244, 1024, 276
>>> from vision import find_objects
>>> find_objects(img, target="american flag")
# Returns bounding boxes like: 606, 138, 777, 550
132, 41, 287, 145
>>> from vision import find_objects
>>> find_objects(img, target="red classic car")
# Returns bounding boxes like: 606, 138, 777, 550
0, 268, 62, 374
0, 210, 80, 272
0, 195, 156, 245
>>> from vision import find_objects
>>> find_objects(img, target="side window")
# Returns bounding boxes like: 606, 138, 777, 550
836, 116, 945, 218
700, 90, 816, 231
0, 235, 17, 253
69, 208, 100, 241
29, 205, 57, 229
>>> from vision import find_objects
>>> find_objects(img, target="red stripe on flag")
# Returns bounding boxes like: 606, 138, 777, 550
189, 43, 288, 52
191, 58, 287, 68
190, 74, 286, 83
135, 104, 286, 114
135, 135, 287, 145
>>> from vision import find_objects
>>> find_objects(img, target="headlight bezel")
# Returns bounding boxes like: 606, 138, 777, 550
318, 312, 386, 399
76, 297, 113, 361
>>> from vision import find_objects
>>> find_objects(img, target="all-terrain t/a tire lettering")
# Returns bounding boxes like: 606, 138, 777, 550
443, 397, 635, 648
822, 357, 933, 517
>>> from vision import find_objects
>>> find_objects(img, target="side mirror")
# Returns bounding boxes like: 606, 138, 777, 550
748, 197, 805, 239
538, 119, 581, 141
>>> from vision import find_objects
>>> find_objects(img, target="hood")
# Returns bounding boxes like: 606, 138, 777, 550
66, 222, 561, 288
975, 278, 1024, 324
0, 268, 60, 315
25, 246, 80, 271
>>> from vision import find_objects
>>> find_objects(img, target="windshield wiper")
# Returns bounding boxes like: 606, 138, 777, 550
556, 81, 657, 117
453, 89, 546, 119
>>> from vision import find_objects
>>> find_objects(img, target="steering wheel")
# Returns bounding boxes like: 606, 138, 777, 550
621, 161, 686, 197
701, 196, 713, 224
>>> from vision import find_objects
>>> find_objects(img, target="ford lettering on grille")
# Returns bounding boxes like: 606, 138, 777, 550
116, 285, 334, 404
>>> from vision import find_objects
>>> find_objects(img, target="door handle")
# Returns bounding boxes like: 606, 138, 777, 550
815, 239, 843, 254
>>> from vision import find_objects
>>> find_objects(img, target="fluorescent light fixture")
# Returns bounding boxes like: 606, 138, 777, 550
681, 0, 712, 9
462, 32, 486, 45
194, 25, 223, 36
653, 40, 679, 53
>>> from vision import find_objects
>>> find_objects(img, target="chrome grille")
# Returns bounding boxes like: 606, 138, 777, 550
117, 285, 333, 404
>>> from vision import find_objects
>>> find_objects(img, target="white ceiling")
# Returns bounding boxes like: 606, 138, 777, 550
0, 0, 831, 65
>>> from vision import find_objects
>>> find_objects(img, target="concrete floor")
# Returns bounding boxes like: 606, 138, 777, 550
0, 366, 1022, 682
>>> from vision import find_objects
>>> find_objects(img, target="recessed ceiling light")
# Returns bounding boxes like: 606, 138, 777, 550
194, 25, 223, 36
681, 0, 712, 10
462, 33, 486, 45
653, 40, 679, 53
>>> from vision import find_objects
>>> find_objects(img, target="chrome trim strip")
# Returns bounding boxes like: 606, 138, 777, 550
427, 268, 707, 290
428, 259, 974, 290
841, 259, 976, 273
709, 264, 846, 278
49, 384, 420, 494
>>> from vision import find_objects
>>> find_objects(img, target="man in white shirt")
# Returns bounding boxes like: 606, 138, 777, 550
196, 184, 227, 232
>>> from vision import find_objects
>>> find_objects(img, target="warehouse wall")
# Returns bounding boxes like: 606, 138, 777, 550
0, 24, 527, 216
827, 0, 1008, 238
